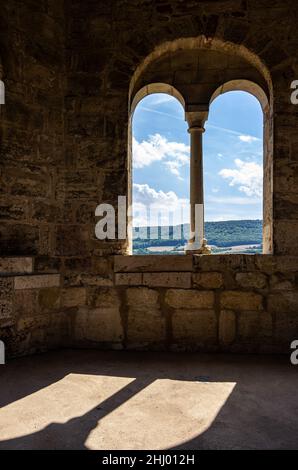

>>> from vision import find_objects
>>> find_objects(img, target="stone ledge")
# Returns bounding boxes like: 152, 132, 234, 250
14, 274, 60, 290
114, 255, 193, 272
0, 257, 33, 275
115, 272, 192, 288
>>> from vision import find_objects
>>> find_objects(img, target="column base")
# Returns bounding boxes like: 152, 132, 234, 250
184, 238, 211, 255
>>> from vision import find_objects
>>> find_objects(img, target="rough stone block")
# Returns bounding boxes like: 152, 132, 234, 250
115, 273, 143, 286
0, 300, 13, 319
270, 274, 295, 291
194, 254, 256, 272
268, 292, 298, 313
0, 278, 14, 299
114, 255, 193, 272
14, 289, 38, 317
143, 272, 191, 288
14, 274, 60, 290
55, 225, 90, 256
274, 310, 298, 343
126, 287, 159, 306
127, 307, 166, 344
37, 287, 61, 312
172, 309, 217, 342
219, 310, 236, 345
235, 272, 267, 289
61, 287, 86, 308
0, 257, 33, 274
274, 220, 298, 255
75, 307, 123, 343
165, 289, 214, 309
81, 275, 114, 287
221, 291, 263, 311
17, 314, 52, 332
0, 224, 39, 256
94, 287, 120, 308
238, 311, 273, 341
192, 272, 223, 289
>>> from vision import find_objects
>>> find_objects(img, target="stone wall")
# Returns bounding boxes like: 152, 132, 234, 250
1, 0, 298, 357
2, 254, 297, 356
0, 1, 66, 256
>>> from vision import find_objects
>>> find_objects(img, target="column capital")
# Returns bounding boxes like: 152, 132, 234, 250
185, 105, 209, 130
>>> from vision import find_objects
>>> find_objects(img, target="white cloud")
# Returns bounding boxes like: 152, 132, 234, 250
239, 134, 259, 143
219, 158, 263, 197
144, 94, 174, 106
133, 183, 189, 226
133, 133, 189, 177
207, 195, 261, 205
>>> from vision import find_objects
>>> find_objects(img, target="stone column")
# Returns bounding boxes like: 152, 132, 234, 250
185, 109, 211, 254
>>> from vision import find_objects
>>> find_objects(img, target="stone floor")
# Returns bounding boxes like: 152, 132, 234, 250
0, 350, 297, 450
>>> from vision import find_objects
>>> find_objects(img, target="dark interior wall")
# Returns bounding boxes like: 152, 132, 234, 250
1, 0, 297, 261
0, 0, 66, 256
64, 0, 298, 259
0, 1, 298, 357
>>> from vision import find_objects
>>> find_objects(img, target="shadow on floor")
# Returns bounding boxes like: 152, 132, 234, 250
0, 350, 297, 449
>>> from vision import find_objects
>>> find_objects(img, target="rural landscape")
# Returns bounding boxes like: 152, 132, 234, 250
133, 219, 262, 254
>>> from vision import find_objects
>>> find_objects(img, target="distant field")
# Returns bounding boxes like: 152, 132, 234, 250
133, 219, 262, 255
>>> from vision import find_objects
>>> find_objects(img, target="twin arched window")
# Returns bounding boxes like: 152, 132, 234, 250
131, 88, 265, 255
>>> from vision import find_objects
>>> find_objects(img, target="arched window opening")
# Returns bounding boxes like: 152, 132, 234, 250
204, 90, 264, 254
132, 92, 189, 255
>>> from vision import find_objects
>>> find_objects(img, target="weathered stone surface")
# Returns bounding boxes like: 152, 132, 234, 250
14, 290, 38, 317
14, 274, 60, 290
115, 273, 143, 286
221, 291, 263, 311
0, 278, 14, 299
270, 273, 295, 291
94, 287, 120, 308
165, 290, 214, 309
219, 310, 236, 345
38, 288, 61, 311
192, 272, 223, 289
268, 292, 298, 313
235, 272, 267, 289
126, 287, 159, 306
114, 255, 193, 272
172, 309, 217, 342
81, 275, 113, 287
274, 310, 298, 343
55, 225, 90, 256
143, 272, 191, 288
127, 307, 166, 344
237, 311, 273, 341
194, 254, 256, 272
61, 287, 86, 308
1, 0, 298, 356
0, 300, 13, 319
75, 307, 123, 343
0, 224, 39, 256
0, 257, 33, 274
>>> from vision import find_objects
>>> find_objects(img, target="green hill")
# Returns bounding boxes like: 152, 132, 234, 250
133, 219, 262, 252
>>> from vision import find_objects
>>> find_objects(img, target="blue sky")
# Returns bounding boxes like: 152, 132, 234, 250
132, 91, 263, 226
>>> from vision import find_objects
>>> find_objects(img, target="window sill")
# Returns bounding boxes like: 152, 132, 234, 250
113, 253, 267, 273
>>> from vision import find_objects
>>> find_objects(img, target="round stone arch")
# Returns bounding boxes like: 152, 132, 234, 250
130, 82, 185, 117
127, 37, 274, 255
209, 79, 273, 254
129, 36, 273, 107
127, 82, 186, 254
210, 79, 269, 113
